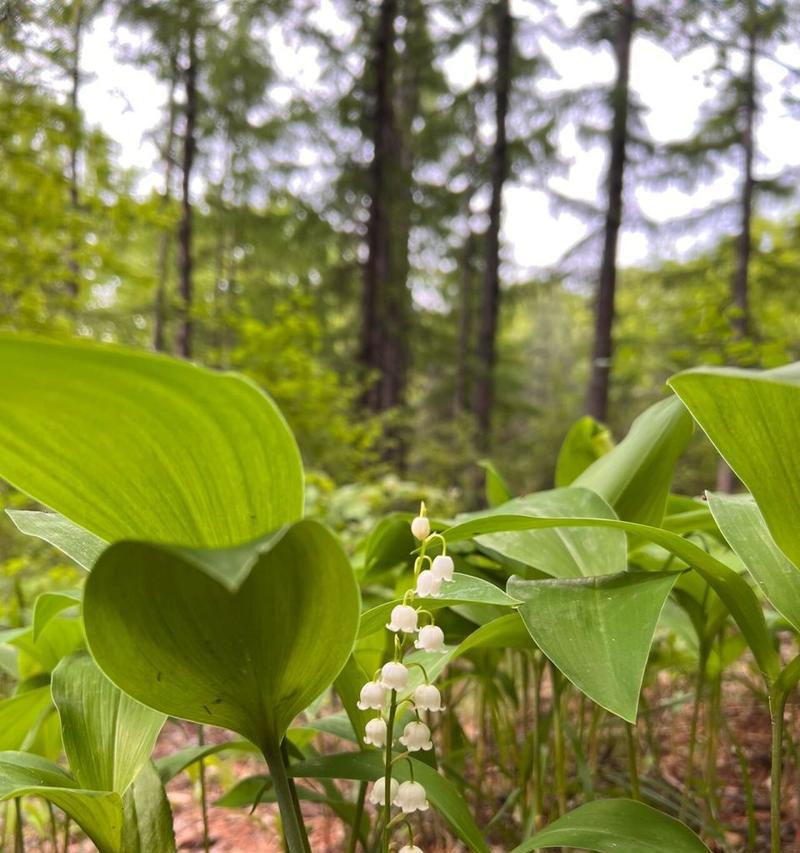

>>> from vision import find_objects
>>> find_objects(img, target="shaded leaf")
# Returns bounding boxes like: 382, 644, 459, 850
122, 762, 176, 853
555, 416, 614, 486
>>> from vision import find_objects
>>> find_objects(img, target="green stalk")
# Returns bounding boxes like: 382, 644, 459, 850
347, 782, 367, 853
625, 723, 640, 801
62, 816, 71, 853
197, 725, 210, 853
681, 646, 707, 819
769, 689, 786, 853
14, 798, 24, 853
262, 739, 311, 853
552, 670, 566, 817
382, 691, 398, 853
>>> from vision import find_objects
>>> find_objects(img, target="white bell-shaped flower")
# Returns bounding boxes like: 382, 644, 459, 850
414, 624, 445, 653
399, 846, 424, 853
431, 554, 454, 582
415, 569, 441, 598
357, 680, 387, 710
380, 661, 409, 691
386, 604, 419, 633
399, 720, 433, 752
413, 683, 445, 712
364, 717, 387, 748
411, 515, 431, 541
368, 776, 399, 806
394, 780, 429, 813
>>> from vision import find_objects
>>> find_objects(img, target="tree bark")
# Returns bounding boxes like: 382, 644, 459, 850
584, 0, 634, 423
176, 17, 198, 359
472, 0, 512, 452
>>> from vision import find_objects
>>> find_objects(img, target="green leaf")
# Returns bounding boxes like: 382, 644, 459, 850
288, 750, 490, 853
32, 590, 82, 641
0, 335, 303, 547
155, 741, 254, 785
121, 762, 177, 853
707, 492, 800, 632
555, 416, 614, 487
84, 519, 360, 751
52, 653, 166, 794
573, 397, 693, 526
334, 656, 373, 747
511, 798, 711, 852
445, 514, 780, 680
7, 510, 106, 571
363, 514, 415, 575
0, 751, 123, 853
472, 488, 626, 578
669, 366, 800, 567
357, 573, 518, 638
478, 459, 513, 506
453, 612, 533, 657
10, 616, 85, 679
0, 686, 52, 751
509, 572, 680, 721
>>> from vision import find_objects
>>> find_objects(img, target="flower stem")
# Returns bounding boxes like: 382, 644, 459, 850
770, 689, 786, 853
13, 798, 24, 853
262, 738, 311, 853
625, 722, 640, 801
347, 782, 367, 853
197, 724, 211, 853
382, 690, 398, 853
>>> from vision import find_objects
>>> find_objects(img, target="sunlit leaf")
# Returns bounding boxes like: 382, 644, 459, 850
7, 510, 105, 571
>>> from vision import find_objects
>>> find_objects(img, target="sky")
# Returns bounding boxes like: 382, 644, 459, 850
76, 2, 800, 276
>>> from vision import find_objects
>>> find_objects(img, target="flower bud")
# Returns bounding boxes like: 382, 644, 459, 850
415, 569, 441, 598
414, 624, 445, 653
431, 554, 454, 582
411, 515, 431, 541
364, 717, 387, 748
394, 780, 429, 813
413, 683, 445, 712
357, 680, 387, 710
399, 720, 433, 752
368, 776, 399, 806
380, 661, 409, 691
386, 604, 419, 634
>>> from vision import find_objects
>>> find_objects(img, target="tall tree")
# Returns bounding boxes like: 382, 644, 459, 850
472, 0, 513, 450
584, 0, 634, 422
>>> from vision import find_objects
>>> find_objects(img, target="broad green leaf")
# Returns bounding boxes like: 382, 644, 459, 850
10, 616, 85, 679
509, 572, 680, 721
453, 612, 533, 657
573, 397, 693, 526
52, 653, 166, 794
511, 798, 711, 852
357, 573, 518, 638
288, 750, 490, 853
669, 366, 800, 567
33, 590, 82, 640
478, 459, 513, 506
707, 492, 800, 632
555, 416, 614, 486
363, 514, 415, 575
472, 488, 626, 578
84, 519, 360, 751
121, 762, 177, 853
7, 510, 106, 570
445, 514, 780, 680
0, 335, 303, 547
155, 741, 254, 784
0, 751, 122, 853
334, 656, 373, 747
0, 686, 52, 750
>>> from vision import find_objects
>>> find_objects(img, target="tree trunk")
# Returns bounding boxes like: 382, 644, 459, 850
584, 0, 634, 423
176, 19, 198, 360
472, 0, 513, 452
153, 53, 179, 352
455, 233, 477, 414
66, 0, 84, 298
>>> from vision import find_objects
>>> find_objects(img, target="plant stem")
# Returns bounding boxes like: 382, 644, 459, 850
262, 739, 311, 853
347, 781, 367, 853
62, 816, 71, 853
14, 798, 24, 853
552, 669, 567, 816
382, 690, 398, 853
46, 801, 58, 852
770, 689, 786, 853
625, 723, 640, 801
681, 647, 707, 819
197, 725, 211, 853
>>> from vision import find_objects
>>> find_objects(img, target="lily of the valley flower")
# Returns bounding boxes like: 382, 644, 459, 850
364, 717, 387, 748
387, 604, 419, 633
399, 846, 424, 853
415, 569, 441, 598
357, 680, 387, 710
413, 683, 445, 712
368, 776, 399, 806
380, 661, 410, 691
431, 554, 454, 582
411, 514, 431, 541
395, 780, 429, 813
399, 720, 433, 752
414, 624, 445, 653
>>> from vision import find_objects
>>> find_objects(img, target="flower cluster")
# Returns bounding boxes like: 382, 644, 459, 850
359, 502, 455, 852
